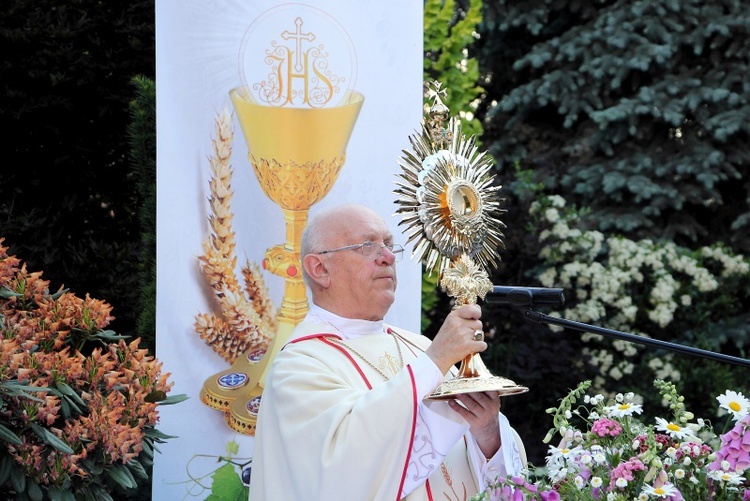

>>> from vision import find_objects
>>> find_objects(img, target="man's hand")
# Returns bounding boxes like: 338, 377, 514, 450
449, 391, 502, 458
425, 304, 486, 375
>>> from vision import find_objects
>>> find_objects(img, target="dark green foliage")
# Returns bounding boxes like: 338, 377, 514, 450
128, 76, 157, 352
472, 0, 750, 464
0, 0, 155, 342
424, 0, 486, 137
479, 0, 750, 253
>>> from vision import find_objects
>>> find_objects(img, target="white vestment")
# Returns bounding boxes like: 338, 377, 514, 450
249, 306, 526, 500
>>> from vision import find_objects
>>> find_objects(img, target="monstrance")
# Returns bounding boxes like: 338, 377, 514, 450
394, 82, 528, 400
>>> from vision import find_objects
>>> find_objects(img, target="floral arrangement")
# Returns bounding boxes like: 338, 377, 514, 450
0, 239, 184, 499
472, 379, 750, 500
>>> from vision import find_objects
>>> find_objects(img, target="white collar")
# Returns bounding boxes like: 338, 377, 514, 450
306, 304, 386, 340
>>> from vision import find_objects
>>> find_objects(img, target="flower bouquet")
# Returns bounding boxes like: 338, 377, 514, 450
0, 240, 185, 499
473, 379, 750, 500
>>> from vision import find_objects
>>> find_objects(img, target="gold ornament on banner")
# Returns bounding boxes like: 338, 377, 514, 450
394, 82, 528, 400
197, 14, 363, 434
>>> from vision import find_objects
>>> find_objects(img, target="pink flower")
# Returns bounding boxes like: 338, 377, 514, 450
609, 458, 646, 490
540, 490, 561, 501
710, 415, 750, 473
591, 418, 623, 438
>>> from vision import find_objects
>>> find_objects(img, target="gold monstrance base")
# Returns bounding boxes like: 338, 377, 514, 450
427, 353, 529, 400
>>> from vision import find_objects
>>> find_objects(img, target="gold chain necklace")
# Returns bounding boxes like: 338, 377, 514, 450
328, 331, 405, 381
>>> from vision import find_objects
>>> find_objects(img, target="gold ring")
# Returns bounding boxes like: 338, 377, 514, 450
473, 330, 484, 342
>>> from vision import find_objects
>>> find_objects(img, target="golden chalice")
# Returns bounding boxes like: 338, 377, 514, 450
201, 88, 363, 435
229, 86, 364, 385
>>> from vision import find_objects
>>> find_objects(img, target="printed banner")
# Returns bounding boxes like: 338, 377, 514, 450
153, 1, 423, 497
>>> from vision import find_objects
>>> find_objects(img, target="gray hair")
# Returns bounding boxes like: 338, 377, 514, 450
300, 211, 329, 286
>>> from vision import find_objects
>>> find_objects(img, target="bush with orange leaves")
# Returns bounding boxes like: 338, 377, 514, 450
0, 239, 185, 500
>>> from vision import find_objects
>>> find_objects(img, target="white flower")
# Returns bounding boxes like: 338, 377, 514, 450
716, 390, 750, 420
574, 475, 585, 489
545, 208, 560, 223
708, 470, 746, 485
591, 476, 603, 488
605, 402, 644, 418
616, 477, 628, 488
641, 482, 680, 498
674, 469, 685, 479
655, 417, 691, 440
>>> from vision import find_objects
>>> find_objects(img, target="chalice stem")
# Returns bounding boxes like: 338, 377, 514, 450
278, 208, 309, 324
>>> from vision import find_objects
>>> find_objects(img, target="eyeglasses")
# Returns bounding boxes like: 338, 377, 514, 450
317, 241, 404, 262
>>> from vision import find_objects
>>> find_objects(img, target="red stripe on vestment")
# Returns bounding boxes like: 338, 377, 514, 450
318, 337, 373, 390
286, 333, 342, 346
396, 365, 418, 501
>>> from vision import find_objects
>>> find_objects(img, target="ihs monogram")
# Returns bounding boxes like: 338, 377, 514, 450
377, 351, 402, 377
254, 17, 346, 108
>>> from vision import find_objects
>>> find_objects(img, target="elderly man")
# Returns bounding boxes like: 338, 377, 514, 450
249, 204, 525, 500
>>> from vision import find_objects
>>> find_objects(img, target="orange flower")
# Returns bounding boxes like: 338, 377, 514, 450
0, 242, 179, 492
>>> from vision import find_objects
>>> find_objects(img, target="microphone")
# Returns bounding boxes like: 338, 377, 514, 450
484, 286, 566, 309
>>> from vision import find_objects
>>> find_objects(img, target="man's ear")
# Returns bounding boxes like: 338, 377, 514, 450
303, 253, 331, 288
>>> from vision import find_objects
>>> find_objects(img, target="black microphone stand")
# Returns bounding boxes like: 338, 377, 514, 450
522, 309, 750, 369
489, 288, 750, 369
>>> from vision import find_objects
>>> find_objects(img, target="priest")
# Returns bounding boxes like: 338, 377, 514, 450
249, 204, 525, 500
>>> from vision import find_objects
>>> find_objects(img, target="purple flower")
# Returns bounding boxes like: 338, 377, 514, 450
540, 490, 561, 501
709, 415, 750, 473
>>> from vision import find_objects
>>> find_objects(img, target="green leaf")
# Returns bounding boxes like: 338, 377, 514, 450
50, 288, 69, 300
94, 330, 129, 341
0, 287, 23, 299
0, 423, 22, 445
144, 390, 167, 403
126, 458, 149, 480
225, 439, 240, 456
56, 382, 86, 409
0, 453, 12, 484
205, 463, 249, 501
27, 479, 43, 501
155, 393, 189, 405
10, 463, 25, 494
107, 463, 137, 489
48, 486, 77, 501
30, 423, 74, 454
144, 427, 177, 441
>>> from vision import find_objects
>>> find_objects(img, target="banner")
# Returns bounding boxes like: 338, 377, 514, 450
153, 1, 423, 497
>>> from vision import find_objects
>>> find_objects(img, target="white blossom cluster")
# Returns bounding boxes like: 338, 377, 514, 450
528, 195, 750, 387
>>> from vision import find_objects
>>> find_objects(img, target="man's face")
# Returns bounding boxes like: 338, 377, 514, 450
322, 207, 398, 321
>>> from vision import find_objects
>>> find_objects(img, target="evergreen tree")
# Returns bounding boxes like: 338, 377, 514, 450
478, 0, 750, 253
472, 0, 750, 464
0, 0, 155, 338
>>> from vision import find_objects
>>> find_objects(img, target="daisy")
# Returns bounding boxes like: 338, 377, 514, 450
605, 401, 644, 418
641, 482, 680, 498
707, 470, 746, 485
655, 417, 691, 440
716, 390, 750, 420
